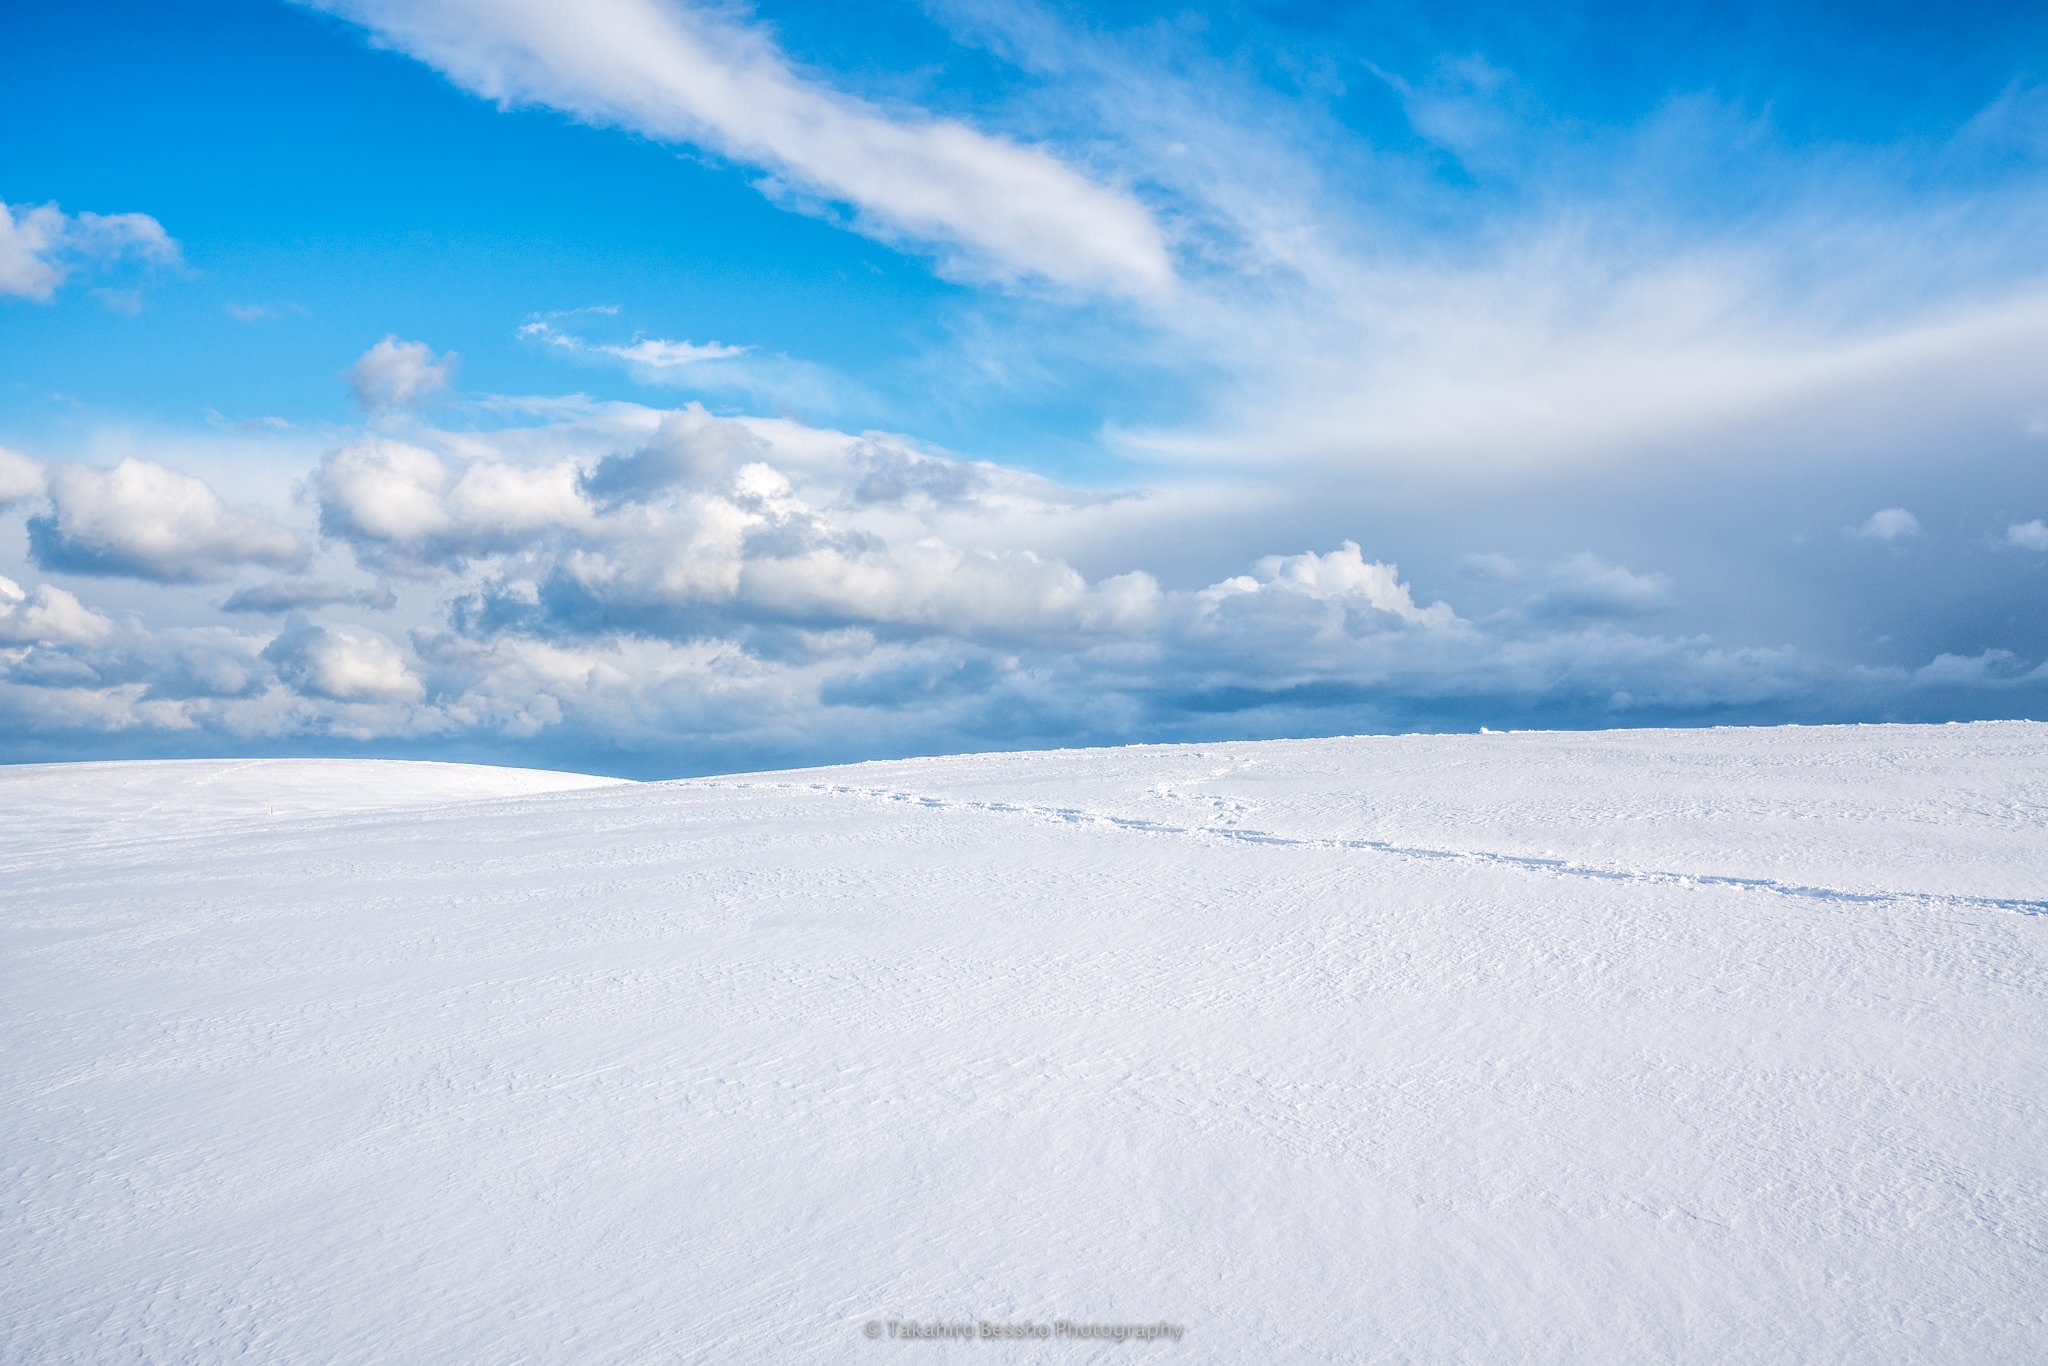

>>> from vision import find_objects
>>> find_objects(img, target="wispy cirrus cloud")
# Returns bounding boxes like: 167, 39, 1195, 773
917, 0, 2048, 494
516, 315, 858, 415
519, 317, 748, 369
305, 0, 1174, 299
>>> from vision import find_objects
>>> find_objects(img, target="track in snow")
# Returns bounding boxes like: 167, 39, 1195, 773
738, 778, 2048, 917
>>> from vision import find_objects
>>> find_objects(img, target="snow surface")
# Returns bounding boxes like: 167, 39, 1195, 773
3, 724, 2045, 1362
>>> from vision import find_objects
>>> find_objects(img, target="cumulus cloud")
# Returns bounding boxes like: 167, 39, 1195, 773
579, 405, 766, 504
471, 491, 1160, 645
424, 425, 1162, 644
29, 626, 275, 703
0, 200, 179, 302
28, 459, 304, 582
8, 395, 2046, 769
1854, 507, 1922, 541
732, 529, 1164, 639
0, 575, 113, 646
307, 0, 1173, 297
318, 411, 1049, 637
849, 441, 992, 507
0, 446, 45, 505
1196, 542, 1456, 630
2005, 519, 2048, 551
263, 618, 424, 704
346, 336, 457, 410
315, 437, 590, 568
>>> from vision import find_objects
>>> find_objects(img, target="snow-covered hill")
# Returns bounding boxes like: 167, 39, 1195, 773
4, 725, 2045, 1362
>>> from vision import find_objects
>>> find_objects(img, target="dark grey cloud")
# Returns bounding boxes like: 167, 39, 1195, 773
580, 406, 765, 505
1521, 553, 1673, 620
221, 578, 397, 614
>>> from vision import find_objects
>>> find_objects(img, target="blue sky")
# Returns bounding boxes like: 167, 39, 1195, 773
2, 0, 2046, 776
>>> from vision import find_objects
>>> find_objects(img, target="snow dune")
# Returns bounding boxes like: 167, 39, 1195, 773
3, 724, 2045, 1362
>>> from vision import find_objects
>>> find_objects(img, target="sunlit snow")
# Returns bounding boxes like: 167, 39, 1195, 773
4, 726, 2045, 1361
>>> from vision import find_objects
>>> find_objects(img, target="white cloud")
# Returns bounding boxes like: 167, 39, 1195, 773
732, 527, 1163, 639
0, 203, 70, 300
2005, 519, 2048, 551
1854, 507, 1922, 541
1197, 542, 1456, 629
902, 8, 2048, 487
346, 336, 457, 410
263, 619, 425, 704
317, 439, 452, 546
474, 465, 1158, 642
0, 200, 179, 302
0, 575, 113, 646
516, 317, 860, 413
580, 405, 766, 503
1370, 54, 1523, 167
308, 407, 1148, 642
0, 446, 45, 505
309, 0, 1173, 297
8, 391, 2047, 764
521, 319, 748, 369
28, 459, 305, 582
316, 437, 591, 567
604, 336, 750, 368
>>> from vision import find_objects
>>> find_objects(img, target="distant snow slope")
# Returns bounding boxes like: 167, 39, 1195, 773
3, 725, 2044, 1363
0, 757, 621, 855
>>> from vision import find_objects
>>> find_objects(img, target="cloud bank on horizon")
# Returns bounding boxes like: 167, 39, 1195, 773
0, 0, 2044, 775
